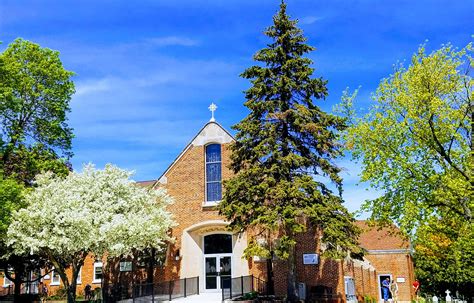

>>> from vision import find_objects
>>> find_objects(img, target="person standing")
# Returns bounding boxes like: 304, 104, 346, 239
412, 279, 420, 300
390, 279, 399, 303
382, 278, 391, 303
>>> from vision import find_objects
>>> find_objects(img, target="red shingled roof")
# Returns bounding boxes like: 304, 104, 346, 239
356, 221, 409, 251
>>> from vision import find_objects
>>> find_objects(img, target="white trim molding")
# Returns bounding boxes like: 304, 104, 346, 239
50, 268, 61, 286
367, 249, 410, 254
76, 266, 82, 285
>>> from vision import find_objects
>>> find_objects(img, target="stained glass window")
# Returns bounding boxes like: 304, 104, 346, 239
206, 144, 222, 202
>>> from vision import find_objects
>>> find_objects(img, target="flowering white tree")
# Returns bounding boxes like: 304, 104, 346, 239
6, 164, 175, 303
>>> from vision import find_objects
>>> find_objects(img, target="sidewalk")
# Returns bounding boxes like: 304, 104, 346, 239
119, 292, 223, 303
171, 292, 222, 302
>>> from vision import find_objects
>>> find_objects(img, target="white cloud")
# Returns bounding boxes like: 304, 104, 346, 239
300, 16, 323, 25
146, 36, 199, 47
75, 78, 113, 96
74, 119, 199, 147
67, 53, 243, 179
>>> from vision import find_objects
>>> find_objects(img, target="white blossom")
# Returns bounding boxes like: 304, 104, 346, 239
7, 163, 176, 259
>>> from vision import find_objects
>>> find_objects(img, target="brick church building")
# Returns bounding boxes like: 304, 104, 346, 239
1, 118, 416, 302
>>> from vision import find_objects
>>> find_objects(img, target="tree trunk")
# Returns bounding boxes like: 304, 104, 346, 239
50, 253, 87, 303
287, 244, 298, 302
53, 263, 76, 303
67, 285, 76, 303
146, 248, 155, 284
66, 273, 78, 303
13, 280, 21, 303
12, 267, 24, 303
266, 251, 275, 295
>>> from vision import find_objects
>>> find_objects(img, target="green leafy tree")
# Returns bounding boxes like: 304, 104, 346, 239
339, 42, 473, 293
0, 38, 75, 300
414, 217, 473, 298
0, 177, 49, 301
342, 43, 473, 233
218, 3, 360, 301
1, 144, 71, 184
0, 178, 25, 238
0, 38, 74, 186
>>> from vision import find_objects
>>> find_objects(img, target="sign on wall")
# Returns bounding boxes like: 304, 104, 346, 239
120, 261, 132, 272
396, 277, 406, 283
303, 253, 319, 265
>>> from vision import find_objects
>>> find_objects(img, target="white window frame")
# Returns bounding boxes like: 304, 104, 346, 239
204, 143, 222, 206
3, 271, 13, 287
50, 268, 60, 286
92, 262, 103, 284
76, 266, 82, 285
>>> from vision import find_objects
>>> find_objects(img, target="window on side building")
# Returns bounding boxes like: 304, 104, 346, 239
93, 262, 103, 284
3, 270, 13, 287
76, 266, 82, 284
51, 268, 60, 286
205, 144, 222, 204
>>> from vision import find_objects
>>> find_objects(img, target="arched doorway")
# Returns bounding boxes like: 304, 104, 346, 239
203, 233, 232, 291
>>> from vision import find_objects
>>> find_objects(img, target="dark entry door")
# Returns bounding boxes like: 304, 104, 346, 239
219, 256, 231, 289
205, 255, 232, 291
204, 234, 233, 291
379, 274, 393, 302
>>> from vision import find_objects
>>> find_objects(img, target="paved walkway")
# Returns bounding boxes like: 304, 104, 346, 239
172, 292, 222, 302
119, 292, 224, 303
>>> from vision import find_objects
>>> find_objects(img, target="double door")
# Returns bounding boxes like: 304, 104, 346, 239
204, 255, 231, 291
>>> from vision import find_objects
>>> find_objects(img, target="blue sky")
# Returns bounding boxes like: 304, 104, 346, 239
0, 0, 472, 215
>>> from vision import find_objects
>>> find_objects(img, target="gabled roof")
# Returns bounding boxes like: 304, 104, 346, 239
152, 121, 234, 188
356, 220, 410, 251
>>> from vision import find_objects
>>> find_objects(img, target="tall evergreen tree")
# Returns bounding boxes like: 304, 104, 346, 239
218, 2, 359, 301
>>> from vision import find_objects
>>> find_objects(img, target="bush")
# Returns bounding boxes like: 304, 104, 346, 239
48, 287, 68, 300
242, 291, 258, 300
364, 295, 376, 303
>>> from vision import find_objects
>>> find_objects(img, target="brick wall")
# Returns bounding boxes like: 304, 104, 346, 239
246, 230, 414, 303
157, 143, 233, 282
353, 264, 378, 301
0, 254, 104, 296
365, 253, 414, 302
43, 254, 102, 296
248, 229, 346, 301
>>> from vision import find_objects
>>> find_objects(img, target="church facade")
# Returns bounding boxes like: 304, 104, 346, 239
147, 120, 416, 302
1, 120, 416, 303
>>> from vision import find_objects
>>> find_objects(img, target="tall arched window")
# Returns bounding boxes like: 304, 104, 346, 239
206, 144, 222, 203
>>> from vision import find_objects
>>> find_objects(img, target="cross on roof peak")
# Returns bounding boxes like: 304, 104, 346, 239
208, 102, 217, 122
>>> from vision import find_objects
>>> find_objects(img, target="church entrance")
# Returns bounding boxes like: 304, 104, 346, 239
204, 255, 232, 290
378, 274, 393, 303
203, 234, 233, 291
